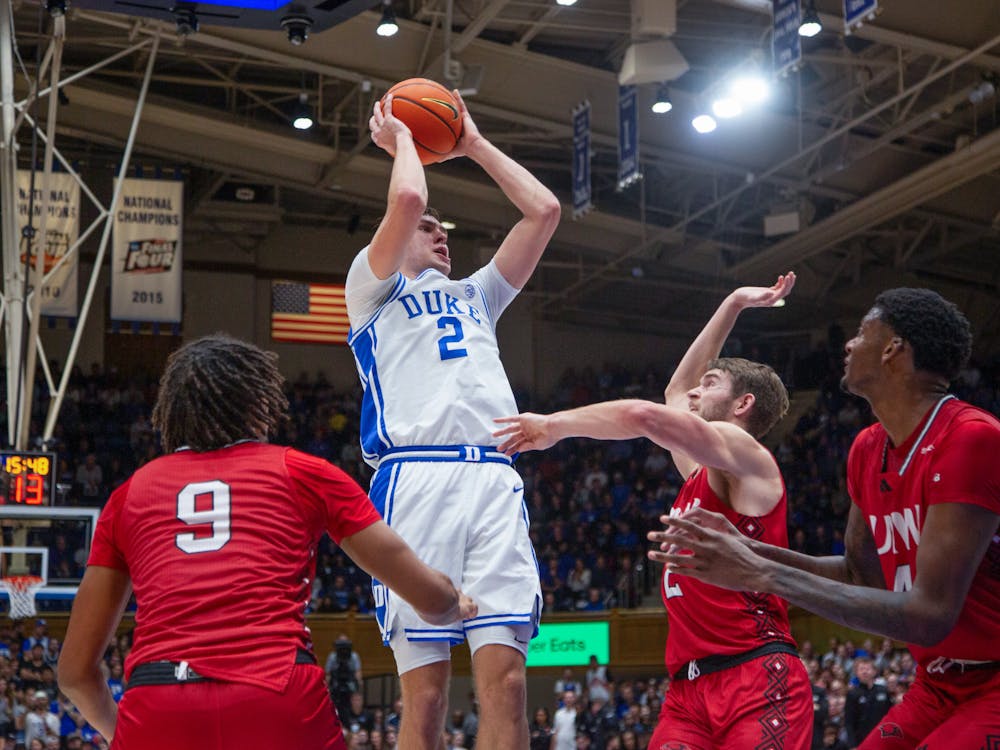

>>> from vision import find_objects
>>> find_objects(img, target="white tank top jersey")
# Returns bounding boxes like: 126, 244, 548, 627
345, 246, 520, 468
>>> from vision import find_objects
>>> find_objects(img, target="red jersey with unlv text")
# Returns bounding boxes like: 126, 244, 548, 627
662, 461, 796, 674
847, 396, 1000, 665
88, 442, 381, 692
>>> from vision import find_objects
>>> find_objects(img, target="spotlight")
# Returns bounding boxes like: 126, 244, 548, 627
651, 85, 672, 114
730, 75, 770, 104
712, 96, 742, 119
376, 1, 398, 37
173, 5, 199, 36
281, 13, 313, 46
441, 220, 456, 230
798, 0, 822, 37
969, 80, 997, 105
556, 0, 578, 5
692, 114, 717, 134
291, 93, 314, 130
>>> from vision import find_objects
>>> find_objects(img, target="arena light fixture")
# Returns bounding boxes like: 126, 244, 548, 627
712, 96, 742, 119
556, 0, 578, 6
692, 114, 717, 134
440, 220, 456, 230
376, 1, 398, 36
798, 0, 822, 37
730, 74, 770, 104
651, 85, 673, 114
292, 93, 314, 130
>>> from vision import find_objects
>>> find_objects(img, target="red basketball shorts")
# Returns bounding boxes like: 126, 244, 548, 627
857, 665, 1000, 750
113, 662, 345, 750
648, 651, 812, 750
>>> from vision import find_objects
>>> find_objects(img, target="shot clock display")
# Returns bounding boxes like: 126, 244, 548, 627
1, 451, 56, 505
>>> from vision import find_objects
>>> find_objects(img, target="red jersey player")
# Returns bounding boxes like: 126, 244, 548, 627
58, 335, 475, 750
494, 273, 814, 750
651, 288, 1000, 749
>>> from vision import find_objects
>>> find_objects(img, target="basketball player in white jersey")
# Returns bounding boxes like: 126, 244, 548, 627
344, 91, 561, 750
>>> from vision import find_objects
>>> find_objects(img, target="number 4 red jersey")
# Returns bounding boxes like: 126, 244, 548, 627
847, 396, 1000, 665
88, 442, 381, 692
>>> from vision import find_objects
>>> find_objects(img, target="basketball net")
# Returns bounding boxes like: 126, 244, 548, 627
0, 575, 44, 619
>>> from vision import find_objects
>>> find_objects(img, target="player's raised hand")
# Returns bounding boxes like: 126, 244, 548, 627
730, 271, 796, 310
441, 89, 483, 161
493, 412, 559, 455
369, 94, 412, 157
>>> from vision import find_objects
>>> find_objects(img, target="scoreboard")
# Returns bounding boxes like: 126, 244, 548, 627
0, 451, 56, 506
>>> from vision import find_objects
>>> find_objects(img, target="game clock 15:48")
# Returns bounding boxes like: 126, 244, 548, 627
1, 451, 56, 505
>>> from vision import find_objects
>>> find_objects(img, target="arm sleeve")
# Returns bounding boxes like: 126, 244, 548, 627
284, 449, 382, 544
927, 417, 1000, 512
86, 481, 129, 572
468, 260, 519, 325
344, 245, 404, 329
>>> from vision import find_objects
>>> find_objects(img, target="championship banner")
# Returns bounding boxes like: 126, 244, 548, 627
772, 0, 802, 77
617, 85, 640, 190
572, 101, 592, 219
111, 178, 183, 323
16, 170, 79, 317
843, 0, 877, 33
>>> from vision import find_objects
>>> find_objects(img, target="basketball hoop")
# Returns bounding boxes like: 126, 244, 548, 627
0, 575, 45, 620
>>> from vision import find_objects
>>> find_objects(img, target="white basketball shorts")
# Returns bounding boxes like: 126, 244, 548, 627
367, 447, 542, 671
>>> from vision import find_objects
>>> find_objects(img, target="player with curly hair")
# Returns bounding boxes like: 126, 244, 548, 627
59, 334, 475, 750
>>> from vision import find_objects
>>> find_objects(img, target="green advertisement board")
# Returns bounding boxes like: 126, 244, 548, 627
526, 621, 610, 667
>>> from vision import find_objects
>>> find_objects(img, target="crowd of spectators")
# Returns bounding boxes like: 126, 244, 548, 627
2, 343, 999, 747
535, 634, 914, 750
4, 347, 1000, 616
0, 618, 114, 750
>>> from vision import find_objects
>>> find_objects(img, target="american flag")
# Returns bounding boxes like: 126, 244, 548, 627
271, 281, 350, 344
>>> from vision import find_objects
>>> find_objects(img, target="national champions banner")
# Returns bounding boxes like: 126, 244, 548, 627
111, 177, 183, 323
16, 170, 80, 317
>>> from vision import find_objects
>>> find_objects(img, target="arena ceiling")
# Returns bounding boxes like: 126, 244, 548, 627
7, 0, 1000, 352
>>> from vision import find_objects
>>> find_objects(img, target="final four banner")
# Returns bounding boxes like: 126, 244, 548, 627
572, 101, 592, 218
16, 170, 80, 317
617, 85, 640, 190
111, 177, 183, 323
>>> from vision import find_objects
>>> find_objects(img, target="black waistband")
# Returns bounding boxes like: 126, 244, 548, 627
128, 648, 316, 689
672, 641, 798, 681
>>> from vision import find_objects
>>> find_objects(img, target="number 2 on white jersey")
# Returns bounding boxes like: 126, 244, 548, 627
437, 316, 468, 360
176, 480, 232, 554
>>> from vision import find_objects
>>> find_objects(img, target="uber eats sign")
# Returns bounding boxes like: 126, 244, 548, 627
526, 622, 610, 667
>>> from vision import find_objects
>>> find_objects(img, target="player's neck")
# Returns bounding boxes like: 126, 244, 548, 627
871, 378, 950, 447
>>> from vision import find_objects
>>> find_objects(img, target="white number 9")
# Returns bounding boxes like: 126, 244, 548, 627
176, 480, 232, 554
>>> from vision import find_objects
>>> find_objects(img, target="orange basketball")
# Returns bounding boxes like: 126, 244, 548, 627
382, 78, 463, 165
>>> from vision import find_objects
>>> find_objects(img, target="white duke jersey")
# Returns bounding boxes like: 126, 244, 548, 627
345, 246, 520, 467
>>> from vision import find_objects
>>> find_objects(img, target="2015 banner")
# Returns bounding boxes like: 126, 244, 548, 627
16, 170, 80, 317
111, 178, 183, 323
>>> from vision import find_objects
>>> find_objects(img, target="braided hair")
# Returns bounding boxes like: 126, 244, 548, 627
152, 334, 289, 453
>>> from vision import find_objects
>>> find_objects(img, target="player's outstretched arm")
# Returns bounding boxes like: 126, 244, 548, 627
495, 399, 770, 478
58, 565, 132, 742
445, 91, 561, 289
340, 520, 476, 625
366, 95, 429, 279
647, 501, 997, 645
